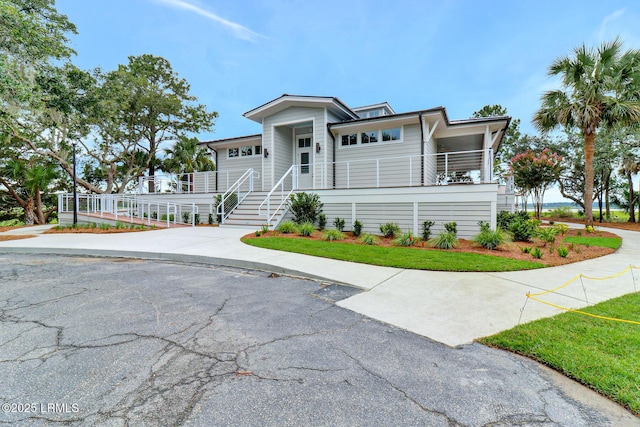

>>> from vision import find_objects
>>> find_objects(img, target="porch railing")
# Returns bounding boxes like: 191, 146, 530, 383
138, 169, 257, 194
305, 148, 493, 189
259, 165, 298, 226
58, 193, 199, 227
216, 168, 256, 224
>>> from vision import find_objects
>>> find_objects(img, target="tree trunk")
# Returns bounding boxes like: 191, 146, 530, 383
24, 198, 35, 225
604, 173, 610, 220
629, 172, 636, 222
583, 131, 595, 226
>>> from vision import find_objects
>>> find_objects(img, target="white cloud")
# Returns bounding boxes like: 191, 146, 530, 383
597, 9, 625, 42
152, 0, 265, 42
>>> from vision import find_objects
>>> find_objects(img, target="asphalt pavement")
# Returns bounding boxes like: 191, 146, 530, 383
1, 254, 637, 426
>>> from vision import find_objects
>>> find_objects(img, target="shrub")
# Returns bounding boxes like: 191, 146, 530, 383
497, 211, 530, 230
115, 222, 126, 229
288, 192, 323, 224
557, 246, 569, 258
530, 247, 543, 259
536, 227, 558, 246
208, 213, 214, 224
380, 222, 400, 238
353, 220, 363, 237
151, 211, 158, 219
477, 220, 491, 233
194, 213, 200, 225
444, 222, 457, 235
360, 233, 378, 245
183, 212, 191, 224
318, 214, 327, 231
298, 222, 316, 237
323, 229, 345, 241
509, 219, 538, 242
333, 217, 345, 231
100, 223, 111, 230
255, 230, 262, 237
474, 228, 510, 250
430, 231, 459, 249
585, 225, 596, 234
421, 220, 435, 241
276, 220, 298, 234
547, 206, 575, 218
392, 232, 414, 247
553, 223, 569, 236
160, 214, 175, 221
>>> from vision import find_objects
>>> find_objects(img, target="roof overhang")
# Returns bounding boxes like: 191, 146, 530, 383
243, 94, 359, 123
328, 107, 511, 154
200, 134, 262, 149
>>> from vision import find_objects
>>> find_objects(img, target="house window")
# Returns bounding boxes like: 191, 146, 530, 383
241, 146, 253, 156
228, 148, 239, 158
254, 145, 262, 155
298, 137, 311, 148
382, 127, 401, 141
361, 131, 378, 144
341, 134, 357, 146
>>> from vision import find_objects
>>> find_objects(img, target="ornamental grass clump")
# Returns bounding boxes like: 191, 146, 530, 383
360, 233, 378, 245
474, 227, 510, 250
276, 220, 298, 234
430, 231, 459, 250
323, 229, 345, 241
298, 222, 315, 237
392, 232, 414, 247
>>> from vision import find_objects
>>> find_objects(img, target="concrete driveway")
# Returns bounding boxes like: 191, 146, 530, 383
1, 254, 636, 426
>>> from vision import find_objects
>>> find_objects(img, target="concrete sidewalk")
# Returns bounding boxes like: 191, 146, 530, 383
1, 224, 638, 347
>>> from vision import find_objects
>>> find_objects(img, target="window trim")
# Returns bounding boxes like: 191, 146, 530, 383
338, 126, 403, 149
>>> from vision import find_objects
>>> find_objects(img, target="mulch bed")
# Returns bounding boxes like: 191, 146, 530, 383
246, 227, 619, 267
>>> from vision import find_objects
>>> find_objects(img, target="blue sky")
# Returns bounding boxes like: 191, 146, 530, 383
56, 0, 640, 201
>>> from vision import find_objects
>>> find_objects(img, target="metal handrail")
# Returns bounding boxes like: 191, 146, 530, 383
137, 168, 257, 194
58, 193, 199, 227
216, 168, 255, 224
258, 165, 298, 226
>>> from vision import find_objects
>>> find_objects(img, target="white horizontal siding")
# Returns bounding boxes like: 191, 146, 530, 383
322, 203, 352, 230
354, 203, 414, 234
418, 202, 491, 236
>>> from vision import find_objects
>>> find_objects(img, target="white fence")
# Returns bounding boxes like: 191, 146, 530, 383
58, 193, 199, 227
138, 169, 258, 194
303, 149, 493, 190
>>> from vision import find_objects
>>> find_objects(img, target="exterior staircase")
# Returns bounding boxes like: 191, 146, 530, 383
221, 191, 289, 228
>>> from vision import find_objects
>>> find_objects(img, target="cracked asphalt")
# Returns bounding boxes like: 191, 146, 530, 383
1, 254, 637, 426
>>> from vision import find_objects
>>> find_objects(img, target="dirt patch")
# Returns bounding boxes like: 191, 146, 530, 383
0, 235, 36, 242
245, 227, 619, 267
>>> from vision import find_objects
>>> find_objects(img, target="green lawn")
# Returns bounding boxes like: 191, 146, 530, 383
479, 292, 640, 415
563, 236, 622, 249
242, 237, 545, 272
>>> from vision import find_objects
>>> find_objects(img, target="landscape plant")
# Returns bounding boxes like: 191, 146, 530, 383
323, 229, 344, 241
333, 217, 345, 231
536, 227, 558, 246
392, 232, 414, 247
318, 214, 327, 230
421, 220, 435, 240
430, 231, 459, 250
474, 226, 510, 250
298, 222, 315, 237
557, 246, 569, 257
444, 222, 457, 235
288, 192, 323, 224
276, 220, 298, 234
360, 233, 378, 245
380, 222, 400, 238
353, 220, 363, 237
530, 247, 543, 259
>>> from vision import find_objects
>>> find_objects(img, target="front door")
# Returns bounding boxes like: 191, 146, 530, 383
296, 134, 313, 189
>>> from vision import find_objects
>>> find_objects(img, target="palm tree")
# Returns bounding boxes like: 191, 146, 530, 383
162, 136, 214, 191
533, 38, 640, 226
619, 155, 639, 222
